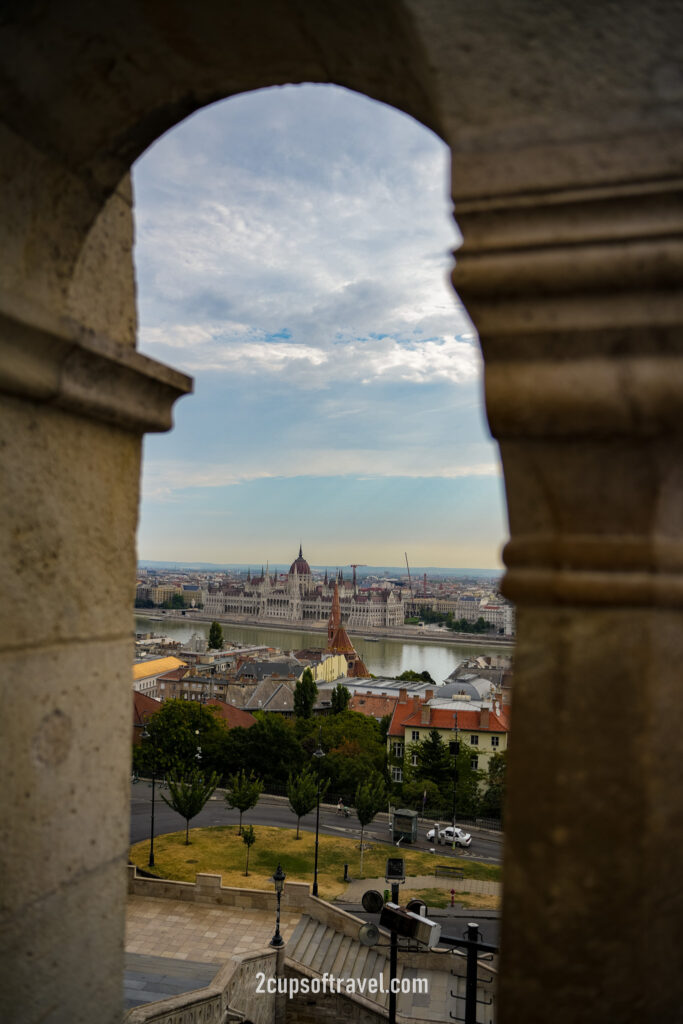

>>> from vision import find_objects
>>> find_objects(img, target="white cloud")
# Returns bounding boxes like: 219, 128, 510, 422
140, 322, 480, 388
133, 84, 505, 561
141, 449, 501, 502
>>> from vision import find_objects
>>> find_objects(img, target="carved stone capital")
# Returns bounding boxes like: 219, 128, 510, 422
454, 178, 683, 608
0, 289, 191, 433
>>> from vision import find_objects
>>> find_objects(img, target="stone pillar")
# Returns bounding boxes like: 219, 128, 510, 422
454, 179, 683, 1022
0, 181, 191, 1023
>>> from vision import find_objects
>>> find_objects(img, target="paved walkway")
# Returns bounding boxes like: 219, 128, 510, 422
343, 874, 501, 901
124, 953, 219, 1011
126, 895, 301, 963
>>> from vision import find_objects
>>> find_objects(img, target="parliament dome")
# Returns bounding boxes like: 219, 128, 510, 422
289, 544, 311, 575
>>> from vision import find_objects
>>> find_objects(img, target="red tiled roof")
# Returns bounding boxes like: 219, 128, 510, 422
158, 667, 190, 682
388, 695, 509, 736
205, 698, 257, 729
132, 691, 161, 742
349, 693, 399, 720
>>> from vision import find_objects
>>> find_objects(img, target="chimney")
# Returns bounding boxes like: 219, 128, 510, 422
425, 689, 434, 702
420, 703, 431, 726
480, 707, 490, 729
398, 688, 408, 704
412, 695, 420, 713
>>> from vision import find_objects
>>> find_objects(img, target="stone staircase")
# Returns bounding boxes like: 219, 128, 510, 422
286, 914, 451, 1021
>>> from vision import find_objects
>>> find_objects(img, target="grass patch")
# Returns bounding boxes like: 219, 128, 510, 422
130, 826, 501, 901
408, 887, 501, 911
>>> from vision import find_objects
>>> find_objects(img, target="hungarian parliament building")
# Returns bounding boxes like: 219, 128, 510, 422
203, 546, 404, 629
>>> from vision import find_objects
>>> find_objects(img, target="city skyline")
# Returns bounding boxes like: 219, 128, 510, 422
133, 84, 507, 569
137, 556, 502, 577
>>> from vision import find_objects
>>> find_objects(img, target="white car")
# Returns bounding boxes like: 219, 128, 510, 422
426, 825, 472, 847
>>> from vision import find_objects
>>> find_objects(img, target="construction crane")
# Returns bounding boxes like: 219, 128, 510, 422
348, 563, 367, 589
404, 552, 414, 601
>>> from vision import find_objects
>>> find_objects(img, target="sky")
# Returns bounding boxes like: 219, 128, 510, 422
133, 84, 507, 570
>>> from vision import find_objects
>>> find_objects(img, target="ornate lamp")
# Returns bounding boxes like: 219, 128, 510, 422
270, 863, 286, 947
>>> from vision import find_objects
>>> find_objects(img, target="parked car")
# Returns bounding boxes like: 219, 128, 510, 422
425, 825, 472, 847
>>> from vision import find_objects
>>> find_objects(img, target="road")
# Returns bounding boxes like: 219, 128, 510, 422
130, 783, 504, 864
130, 784, 502, 943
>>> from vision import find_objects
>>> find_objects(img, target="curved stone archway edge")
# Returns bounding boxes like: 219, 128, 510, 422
1, 4, 683, 1023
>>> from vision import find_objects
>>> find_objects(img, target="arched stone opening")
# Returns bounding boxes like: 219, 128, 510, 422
2, 4, 683, 1024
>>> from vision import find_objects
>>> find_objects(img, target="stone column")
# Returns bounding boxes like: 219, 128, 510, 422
454, 179, 683, 1022
0, 181, 191, 1023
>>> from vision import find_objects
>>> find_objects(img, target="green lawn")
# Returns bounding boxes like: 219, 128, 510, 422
407, 887, 500, 911
130, 825, 501, 901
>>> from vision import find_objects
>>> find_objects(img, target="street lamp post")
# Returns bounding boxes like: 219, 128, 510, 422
142, 727, 156, 868
270, 863, 286, 947
195, 728, 202, 765
450, 713, 459, 850
385, 857, 405, 1024
312, 729, 325, 897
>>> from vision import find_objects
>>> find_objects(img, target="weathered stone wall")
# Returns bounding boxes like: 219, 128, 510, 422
128, 868, 365, 934
123, 949, 276, 1024
2, 3, 683, 1023
284, 966, 386, 1024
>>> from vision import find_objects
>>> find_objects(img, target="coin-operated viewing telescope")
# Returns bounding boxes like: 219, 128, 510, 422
379, 902, 442, 948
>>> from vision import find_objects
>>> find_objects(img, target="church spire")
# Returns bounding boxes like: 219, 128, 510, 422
327, 581, 341, 645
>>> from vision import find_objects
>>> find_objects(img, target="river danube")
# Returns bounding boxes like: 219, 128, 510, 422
134, 614, 511, 684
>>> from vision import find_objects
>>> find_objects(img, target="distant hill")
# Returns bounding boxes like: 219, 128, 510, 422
137, 559, 502, 579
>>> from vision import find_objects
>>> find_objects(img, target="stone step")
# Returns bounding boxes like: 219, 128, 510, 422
289, 916, 318, 962
319, 930, 344, 975
330, 934, 353, 977
310, 925, 336, 974
285, 916, 460, 1020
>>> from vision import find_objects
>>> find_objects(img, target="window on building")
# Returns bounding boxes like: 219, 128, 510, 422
411, 730, 420, 741
411, 753, 418, 767
471, 756, 479, 770
491, 735, 500, 747
391, 766, 403, 783
392, 742, 404, 758
470, 734, 479, 745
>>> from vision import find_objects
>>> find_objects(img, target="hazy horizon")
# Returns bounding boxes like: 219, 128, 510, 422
138, 557, 502, 577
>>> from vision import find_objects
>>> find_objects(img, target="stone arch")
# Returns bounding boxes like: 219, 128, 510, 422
2, 4, 683, 1024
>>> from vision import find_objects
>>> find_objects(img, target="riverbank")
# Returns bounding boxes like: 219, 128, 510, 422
135, 608, 515, 649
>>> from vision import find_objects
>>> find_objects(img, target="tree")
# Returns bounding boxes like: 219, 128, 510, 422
354, 772, 386, 877
135, 699, 225, 777
451, 739, 484, 818
225, 768, 263, 834
330, 683, 351, 714
410, 729, 454, 791
221, 714, 306, 789
480, 751, 506, 819
407, 729, 483, 817
287, 767, 329, 839
208, 621, 224, 649
161, 768, 219, 844
401, 777, 442, 815
303, 710, 388, 802
294, 667, 318, 719
397, 669, 435, 684
242, 825, 256, 875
